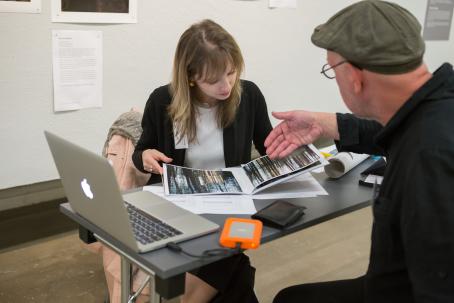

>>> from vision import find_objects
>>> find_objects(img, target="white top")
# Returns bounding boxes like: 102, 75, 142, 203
184, 105, 225, 169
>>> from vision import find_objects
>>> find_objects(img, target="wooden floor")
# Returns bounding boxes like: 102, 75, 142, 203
0, 206, 372, 303
250, 206, 372, 302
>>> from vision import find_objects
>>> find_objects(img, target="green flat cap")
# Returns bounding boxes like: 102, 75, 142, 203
311, 0, 425, 74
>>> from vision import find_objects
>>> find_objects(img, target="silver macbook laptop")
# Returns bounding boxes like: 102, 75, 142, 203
45, 131, 219, 253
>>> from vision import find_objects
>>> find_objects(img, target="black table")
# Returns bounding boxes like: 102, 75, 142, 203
60, 158, 374, 302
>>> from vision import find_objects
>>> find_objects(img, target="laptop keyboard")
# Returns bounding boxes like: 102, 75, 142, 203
125, 202, 182, 245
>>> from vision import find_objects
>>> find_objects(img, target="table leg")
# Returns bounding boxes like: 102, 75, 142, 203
120, 255, 132, 303
150, 276, 162, 303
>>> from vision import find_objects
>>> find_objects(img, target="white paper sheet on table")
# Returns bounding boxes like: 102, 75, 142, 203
252, 173, 328, 199
143, 186, 257, 215
365, 174, 383, 185
144, 172, 327, 213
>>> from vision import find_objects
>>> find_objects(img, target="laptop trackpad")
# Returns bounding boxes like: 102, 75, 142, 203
124, 191, 191, 220
145, 203, 189, 220
123, 191, 167, 206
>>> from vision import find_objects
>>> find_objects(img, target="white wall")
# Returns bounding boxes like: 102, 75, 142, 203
0, 0, 453, 189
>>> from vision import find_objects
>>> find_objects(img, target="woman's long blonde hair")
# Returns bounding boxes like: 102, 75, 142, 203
169, 19, 244, 144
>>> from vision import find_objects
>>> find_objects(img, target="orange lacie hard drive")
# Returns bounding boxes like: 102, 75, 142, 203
219, 218, 263, 249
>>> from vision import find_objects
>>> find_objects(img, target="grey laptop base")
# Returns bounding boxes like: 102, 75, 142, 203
45, 131, 219, 253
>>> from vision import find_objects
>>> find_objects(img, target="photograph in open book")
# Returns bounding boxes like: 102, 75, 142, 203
166, 164, 242, 195
243, 146, 321, 188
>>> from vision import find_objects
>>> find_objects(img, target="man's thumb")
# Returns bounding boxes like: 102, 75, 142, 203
272, 111, 293, 121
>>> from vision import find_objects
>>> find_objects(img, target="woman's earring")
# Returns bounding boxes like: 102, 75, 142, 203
189, 81, 195, 87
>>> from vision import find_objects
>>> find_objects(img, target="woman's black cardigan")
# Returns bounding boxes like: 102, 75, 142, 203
132, 80, 273, 184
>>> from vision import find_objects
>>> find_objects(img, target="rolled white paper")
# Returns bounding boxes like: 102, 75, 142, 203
324, 152, 369, 178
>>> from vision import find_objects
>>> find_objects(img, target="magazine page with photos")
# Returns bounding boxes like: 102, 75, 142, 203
163, 165, 244, 195
163, 144, 328, 195
241, 144, 327, 193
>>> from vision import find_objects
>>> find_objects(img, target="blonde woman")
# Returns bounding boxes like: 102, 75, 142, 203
133, 19, 272, 303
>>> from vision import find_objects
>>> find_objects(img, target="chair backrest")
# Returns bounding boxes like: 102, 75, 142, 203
103, 109, 149, 190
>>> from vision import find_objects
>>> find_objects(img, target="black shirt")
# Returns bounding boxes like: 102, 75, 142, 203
336, 63, 454, 302
132, 80, 273, 184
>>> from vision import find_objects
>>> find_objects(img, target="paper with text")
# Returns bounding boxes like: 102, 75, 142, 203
52, 30, 102, 112
143, 186, 257, 215
252, 173, 328, 199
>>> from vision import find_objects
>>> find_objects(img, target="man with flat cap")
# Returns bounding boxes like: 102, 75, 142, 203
267, 1, 454, 302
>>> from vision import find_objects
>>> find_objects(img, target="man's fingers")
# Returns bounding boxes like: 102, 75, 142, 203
264, 132, 276, 148
268, 140, 290, 159
265, 134, 284, 154
264, 126, 282, 147
265, 113, 293, 148
271, 111, 293, 121
266, 133, 285, 155
278, 144, 298, 158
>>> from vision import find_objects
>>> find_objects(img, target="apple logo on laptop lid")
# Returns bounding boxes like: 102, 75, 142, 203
81, 178, 94, 200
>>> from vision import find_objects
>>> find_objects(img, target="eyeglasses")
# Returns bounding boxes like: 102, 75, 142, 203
320, 60, 348, 79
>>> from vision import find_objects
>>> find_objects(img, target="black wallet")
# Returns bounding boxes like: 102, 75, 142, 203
252, 200, 306, 229
360, 157, 386, 176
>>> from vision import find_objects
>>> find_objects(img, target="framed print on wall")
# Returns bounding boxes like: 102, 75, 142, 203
0, 0, 41, 14
52, 0, 137, 23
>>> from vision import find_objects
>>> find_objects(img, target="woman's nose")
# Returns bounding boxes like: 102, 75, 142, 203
219, 77, 231, 91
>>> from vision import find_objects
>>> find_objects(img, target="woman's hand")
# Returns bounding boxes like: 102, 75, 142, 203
142, 149, 173, 174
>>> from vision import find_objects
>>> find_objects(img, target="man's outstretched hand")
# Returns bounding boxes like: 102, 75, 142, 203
265, 111, 337, 159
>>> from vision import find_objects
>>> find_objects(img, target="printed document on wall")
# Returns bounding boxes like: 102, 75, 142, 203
52, 30, 102, 112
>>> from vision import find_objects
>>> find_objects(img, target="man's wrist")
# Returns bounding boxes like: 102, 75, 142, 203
317, 112, 339, 140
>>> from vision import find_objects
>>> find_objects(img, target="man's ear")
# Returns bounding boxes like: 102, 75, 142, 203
348, 65, 363, 94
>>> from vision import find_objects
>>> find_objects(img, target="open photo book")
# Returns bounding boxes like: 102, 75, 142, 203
163, 144, 328, 195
